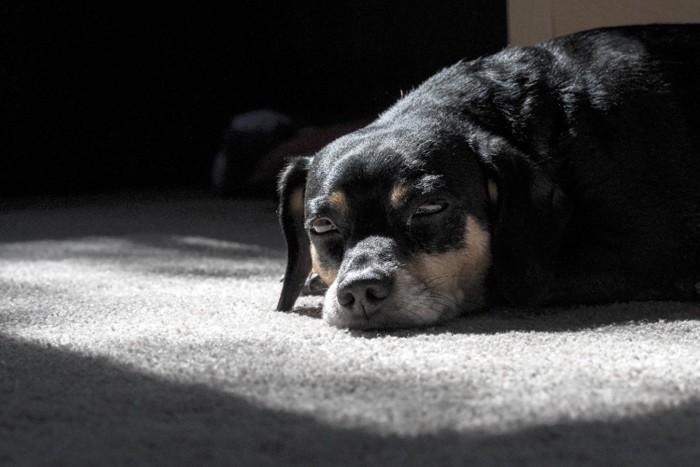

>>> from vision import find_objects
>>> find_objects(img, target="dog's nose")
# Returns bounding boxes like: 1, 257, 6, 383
336, 271, 393, 319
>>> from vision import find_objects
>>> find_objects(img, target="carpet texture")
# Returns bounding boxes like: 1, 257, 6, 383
1, 192, 699, 466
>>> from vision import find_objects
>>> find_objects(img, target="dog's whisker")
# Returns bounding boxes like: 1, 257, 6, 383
424, 274, 461, 284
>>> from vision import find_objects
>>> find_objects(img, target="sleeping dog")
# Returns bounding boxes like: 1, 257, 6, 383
276, 24, 700, 329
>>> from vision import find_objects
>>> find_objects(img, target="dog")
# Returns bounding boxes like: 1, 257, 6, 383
275, 24, 700, 329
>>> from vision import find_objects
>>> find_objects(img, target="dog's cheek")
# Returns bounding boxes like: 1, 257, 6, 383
406, 215, 491, 311
387, 270, 451, 326
310, 244, 338, 286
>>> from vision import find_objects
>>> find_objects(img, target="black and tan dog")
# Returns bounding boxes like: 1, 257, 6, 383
276, 24, 700, 329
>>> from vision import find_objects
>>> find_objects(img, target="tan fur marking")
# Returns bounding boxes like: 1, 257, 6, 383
390, 184, 411, 209
487, 179, 498, 204
310, 243, 338, 286
406, 215, 491, 308
290, 188, 304, 215
327, 191, 347, 211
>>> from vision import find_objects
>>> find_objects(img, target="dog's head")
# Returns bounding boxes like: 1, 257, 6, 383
278, 120, 494, 329
276, 116, 568, 329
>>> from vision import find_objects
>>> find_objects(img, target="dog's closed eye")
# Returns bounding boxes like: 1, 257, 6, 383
414, 200, 449, 216
310, 218, 338, 234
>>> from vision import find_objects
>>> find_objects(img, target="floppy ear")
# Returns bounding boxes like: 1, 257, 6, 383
276, 156, 313, 311
487, 143, 570, 306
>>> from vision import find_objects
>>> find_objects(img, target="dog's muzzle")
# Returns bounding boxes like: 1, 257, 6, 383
321, 235, 467, 329
321, 236, 404, 328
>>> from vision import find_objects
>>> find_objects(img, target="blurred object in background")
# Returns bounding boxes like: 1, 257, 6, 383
211, 110, 297, 197
212, 111, 368, 198
508, 0, 700, 46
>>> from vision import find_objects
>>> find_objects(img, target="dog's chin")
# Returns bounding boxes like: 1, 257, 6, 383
321, 270, 478, 330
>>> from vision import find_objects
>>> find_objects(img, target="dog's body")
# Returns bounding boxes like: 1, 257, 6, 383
276, 24, 700, 329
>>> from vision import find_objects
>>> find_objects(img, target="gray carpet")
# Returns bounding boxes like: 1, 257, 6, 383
1, 192, 699, 466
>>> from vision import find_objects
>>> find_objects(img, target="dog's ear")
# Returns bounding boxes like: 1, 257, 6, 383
486, 142, 570, 306
276, 156, 313, 311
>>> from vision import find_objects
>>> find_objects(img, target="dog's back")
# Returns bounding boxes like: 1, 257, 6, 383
539, 26, 700, 297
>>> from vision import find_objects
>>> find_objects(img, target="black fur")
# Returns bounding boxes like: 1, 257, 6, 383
276, 156, 313, 311
277, 25, 700, 326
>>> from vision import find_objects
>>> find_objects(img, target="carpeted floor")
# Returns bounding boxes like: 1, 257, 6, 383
1, 192, 699, 466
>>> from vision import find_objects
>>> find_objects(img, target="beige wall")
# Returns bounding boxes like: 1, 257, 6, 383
508, 0, 700, 46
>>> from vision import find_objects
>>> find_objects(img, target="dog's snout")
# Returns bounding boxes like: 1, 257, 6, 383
337, 270, 393, 319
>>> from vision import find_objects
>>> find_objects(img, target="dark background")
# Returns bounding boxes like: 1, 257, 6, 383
1, 1, 507, 196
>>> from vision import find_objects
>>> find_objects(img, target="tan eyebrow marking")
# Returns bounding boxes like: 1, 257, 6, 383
487, 179, 498, 204
390, 184, 412, 209
327, 191, 347, 211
